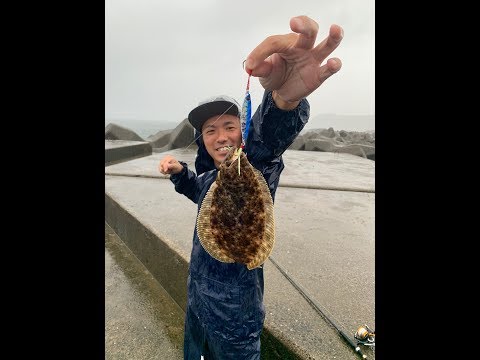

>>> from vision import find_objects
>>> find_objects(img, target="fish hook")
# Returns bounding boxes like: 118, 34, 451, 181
243, 59, 252, 75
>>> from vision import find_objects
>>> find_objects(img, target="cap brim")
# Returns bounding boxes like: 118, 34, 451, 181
188, 100, 239, 133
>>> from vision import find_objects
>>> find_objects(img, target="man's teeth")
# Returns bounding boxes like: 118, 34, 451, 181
218, 146, 232, 151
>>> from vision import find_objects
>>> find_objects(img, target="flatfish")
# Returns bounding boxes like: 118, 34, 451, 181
197, 147, 275, 270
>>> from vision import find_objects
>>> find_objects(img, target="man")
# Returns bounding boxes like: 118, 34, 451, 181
159, 15, 343, 360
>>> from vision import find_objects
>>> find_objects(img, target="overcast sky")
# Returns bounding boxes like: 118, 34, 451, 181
105, 0, 374, 125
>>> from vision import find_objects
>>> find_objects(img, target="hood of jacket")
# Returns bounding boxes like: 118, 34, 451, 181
194, 130, 216, 175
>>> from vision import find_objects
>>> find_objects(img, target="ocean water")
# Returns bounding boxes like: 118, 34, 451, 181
105, 114, 375, 140
105, 119, 179, 140
304, 114, 375, 132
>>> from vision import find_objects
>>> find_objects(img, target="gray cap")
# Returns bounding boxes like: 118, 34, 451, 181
188, 95, 240, 133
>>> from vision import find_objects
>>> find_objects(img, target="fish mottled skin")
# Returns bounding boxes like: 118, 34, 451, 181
197, 147, 275, 270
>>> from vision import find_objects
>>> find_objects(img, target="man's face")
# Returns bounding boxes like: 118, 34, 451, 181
201, 114, 242, 168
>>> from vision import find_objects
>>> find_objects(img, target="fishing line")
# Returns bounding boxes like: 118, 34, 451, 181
269, 255, 369, 359
180, 102, 237, 152
177, 62, 253, 155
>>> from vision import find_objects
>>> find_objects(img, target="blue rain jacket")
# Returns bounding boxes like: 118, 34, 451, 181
170, 90, 309, 359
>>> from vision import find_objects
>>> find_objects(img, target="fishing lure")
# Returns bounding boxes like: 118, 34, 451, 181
196, 66, 276, 271
241, 64, 252, 150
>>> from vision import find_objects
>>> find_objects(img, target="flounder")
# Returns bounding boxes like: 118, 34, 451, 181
197, 146, 275, 270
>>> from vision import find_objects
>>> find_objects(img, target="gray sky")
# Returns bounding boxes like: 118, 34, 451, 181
105, 0, 374, 124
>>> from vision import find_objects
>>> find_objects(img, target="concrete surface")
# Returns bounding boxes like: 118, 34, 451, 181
105, 222, 184, 359
105, 148, 374, 192
105, 147, 375, 359
105, 140, 152, 166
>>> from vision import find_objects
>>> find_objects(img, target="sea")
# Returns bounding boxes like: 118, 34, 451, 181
105, 119, 180, 140
105, 114, 375, 140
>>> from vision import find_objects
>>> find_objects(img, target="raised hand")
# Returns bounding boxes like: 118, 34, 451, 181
245, 16, 343, 104
159, 155, 184, 175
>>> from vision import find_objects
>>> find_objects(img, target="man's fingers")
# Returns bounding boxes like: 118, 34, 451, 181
159, 156, 174, 174
248, 59, 273, 79
311, 24, 343, 62
290, 16, 319, 50
159, 163, 167, 174
245, 33, 297, 74
315, 58, 342, 86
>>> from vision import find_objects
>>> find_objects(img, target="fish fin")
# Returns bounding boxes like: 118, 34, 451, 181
246, 169, 275, 270
197, 181, 235, 263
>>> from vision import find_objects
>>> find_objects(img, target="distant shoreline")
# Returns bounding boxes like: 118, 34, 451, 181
105, 119, 180, 139
106, 113, 375, 140
303, 114, 375, 132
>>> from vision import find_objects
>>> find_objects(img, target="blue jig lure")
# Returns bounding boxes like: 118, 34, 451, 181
240, 69, 252, 150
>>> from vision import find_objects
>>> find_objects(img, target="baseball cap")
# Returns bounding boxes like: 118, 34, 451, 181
188, 95, 240, 133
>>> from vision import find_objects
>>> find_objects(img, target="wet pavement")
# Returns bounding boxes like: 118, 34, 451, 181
105, 222, 184, 359
105, 145, 375, 359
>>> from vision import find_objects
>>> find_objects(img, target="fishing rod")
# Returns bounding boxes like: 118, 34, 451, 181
269, 256, 369, 359
354, 325, 375, 347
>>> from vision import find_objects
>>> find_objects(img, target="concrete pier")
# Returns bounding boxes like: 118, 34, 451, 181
105, 140, 152, 166
105, 144, 375, 359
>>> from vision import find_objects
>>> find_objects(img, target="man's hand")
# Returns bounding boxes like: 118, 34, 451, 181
245, 16, 343, 106
159, 155, 184, 175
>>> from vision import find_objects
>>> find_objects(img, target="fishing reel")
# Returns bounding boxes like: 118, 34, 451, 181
354, 324, 375, 347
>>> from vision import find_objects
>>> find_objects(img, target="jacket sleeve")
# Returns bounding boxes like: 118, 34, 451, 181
246, 90, 309, 163
169, 161, 202, 204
